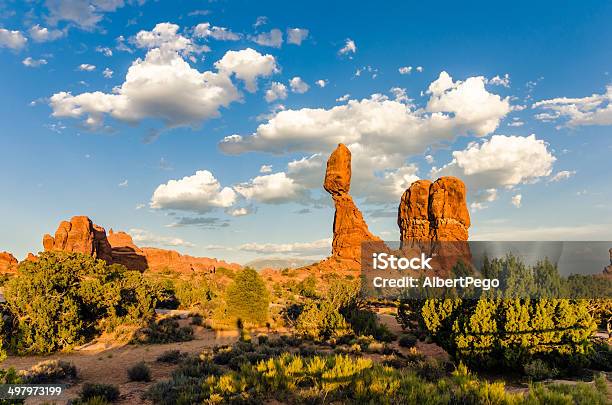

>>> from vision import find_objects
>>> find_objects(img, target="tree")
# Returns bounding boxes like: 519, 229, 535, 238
224, 268, 269, 326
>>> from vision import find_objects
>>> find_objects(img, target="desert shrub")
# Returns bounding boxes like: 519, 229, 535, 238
222, 268, 269, 326
524, 359, 559, 381
20, 360, 77, 383
3, 252, 162, 354
173, 277, 214, 309
399, 334, 418, 348
171, 355, 221, 379
190, 314, 203, 326
296, 300, 351, 341
156, 349, 186, 364
127, 361, 151, 382
131, 318, 194, 344
588, 337, 612, 371
79, 383, 120, 403
257, 334, 269, 345
297, 275, 318, 298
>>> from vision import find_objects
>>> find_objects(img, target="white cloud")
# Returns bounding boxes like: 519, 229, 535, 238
315, 79, 327, 88
102, 67, 113, 78
339, 38, 356, 55
548, 170, 576, 182
250, 28, 283, 48
532, 85, 612, 127
289, 76, 309, 93
287, 28, 308, 45
129, 228, 194, 248
150, 170, 237, 213
95, 46, 113, 56
416, 66, 423, 72
118, 179, 128, 187
227, 207, 250, 216
335, 93, 350, 102
425, 154, 434, 164
487, 74, 510, 88
234, 172, 306, 204
511, 194, 522, 208
389, 87, 409, 103
398, 66, 412, 75
78, 63, 96, 71
432, 134, 555, 194
259, 164, 272, 173
265, 82, 287, 102
50, 40, 243, 128
238, 238, 331, 256
0, 28, 27, 50
214, 48, 278, 92
134, 22, 206, 55
254, 16, 268, 28
22, 57, 48, 67
45, 0, 126, 30
220, 72, 511, 158
28, 24, 64, 42
193, 22, 240, 41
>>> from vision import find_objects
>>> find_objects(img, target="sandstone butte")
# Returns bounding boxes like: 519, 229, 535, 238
39, 216, 240, 273
0, 251, 18, 274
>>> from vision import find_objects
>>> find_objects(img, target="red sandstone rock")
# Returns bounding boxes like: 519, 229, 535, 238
322, 144, 382, 267
0, 251, 18, 273
107, 229, 148, 272
140, 247, 240, 273
398, 180, 432, 241
43, 216, 113, 263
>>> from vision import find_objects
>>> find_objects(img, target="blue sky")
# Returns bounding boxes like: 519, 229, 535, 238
0, 0, 611, 263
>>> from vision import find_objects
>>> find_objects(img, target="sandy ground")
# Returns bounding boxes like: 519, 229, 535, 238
1, 324, 241, 405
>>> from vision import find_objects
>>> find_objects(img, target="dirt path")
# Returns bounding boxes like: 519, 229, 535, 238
1, 326, 241, 404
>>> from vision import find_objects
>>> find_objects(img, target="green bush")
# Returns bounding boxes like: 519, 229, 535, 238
127, 361, 151, 382
79, 383, 120, 403
399, 334, 418, 348
131, 318, 194, 344
223, 268, 269, 326
20, 360, 77, 383
524, 359, 559, 381
156, 349, 186, 364
3, 252, 162, 354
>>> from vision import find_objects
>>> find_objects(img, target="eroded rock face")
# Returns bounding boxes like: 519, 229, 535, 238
398, 176, 470, 243
107, 229, 148, 272
43, 216, 113, 263
0, 251, 18, 273
140, 247, 240, 273
324, 144, 382, 265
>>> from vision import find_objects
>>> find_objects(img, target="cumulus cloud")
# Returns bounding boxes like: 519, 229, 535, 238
487, 73, 510, 87
118, 179, 128, 187
215, 48, 278, 92
511, 194, 522, 208
234, 172, 307, 204
287, 28, 308, 45
532, 85, 612, 127
193, 22, 240, 41
220, 72, 510, 157
289, 76, 309, 93
265, 82, 287, 102
49, 29, 271, 128
238, 238, 331, 256
129, 228, 194, 248
134, 22, 206, 55
259, 164, 273, 173
22, 57, 48, 67
398, 66, 412, 75
548, 170, 576, 182
45, 0, 126, 30
315, 79, 327, 88
250, 28, 283, 47
29, 24, 64, 42
0, 28, 27, 50
96, 46, 112, 56
227, 207, 251, 217
431, 134, 555, 195
78, 63, 96, 71
102, 67, 113, 78
150, 170, 237, 213
335, 94, 350, 102
339, 38, 356, 55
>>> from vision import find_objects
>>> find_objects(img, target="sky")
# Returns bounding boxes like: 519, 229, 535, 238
0, 0, 611, 264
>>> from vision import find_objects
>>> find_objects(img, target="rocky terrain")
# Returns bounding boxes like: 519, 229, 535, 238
0, 251, 17, 273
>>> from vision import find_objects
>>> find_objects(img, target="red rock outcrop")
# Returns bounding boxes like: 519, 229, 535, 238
140, 247, 240, 273
0, 251, 18, 273
43, 216, 113, 263
322, 144, 382, 268
107, 229, 148, 272
398, 177, 470, 244
398, 177, 471, 272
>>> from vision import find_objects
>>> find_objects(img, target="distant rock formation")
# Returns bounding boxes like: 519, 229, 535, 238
398, 177, 470, 244
0, 251, 17, 273
43, 216, 113, 263
398, 176, 471, 272
41, 216, 240, 273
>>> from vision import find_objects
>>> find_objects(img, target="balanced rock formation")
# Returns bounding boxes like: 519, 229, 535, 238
43, 216, 113, 263
0, 251, 18, 273
323, 143, 382, 267
398, 177, 470, 243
